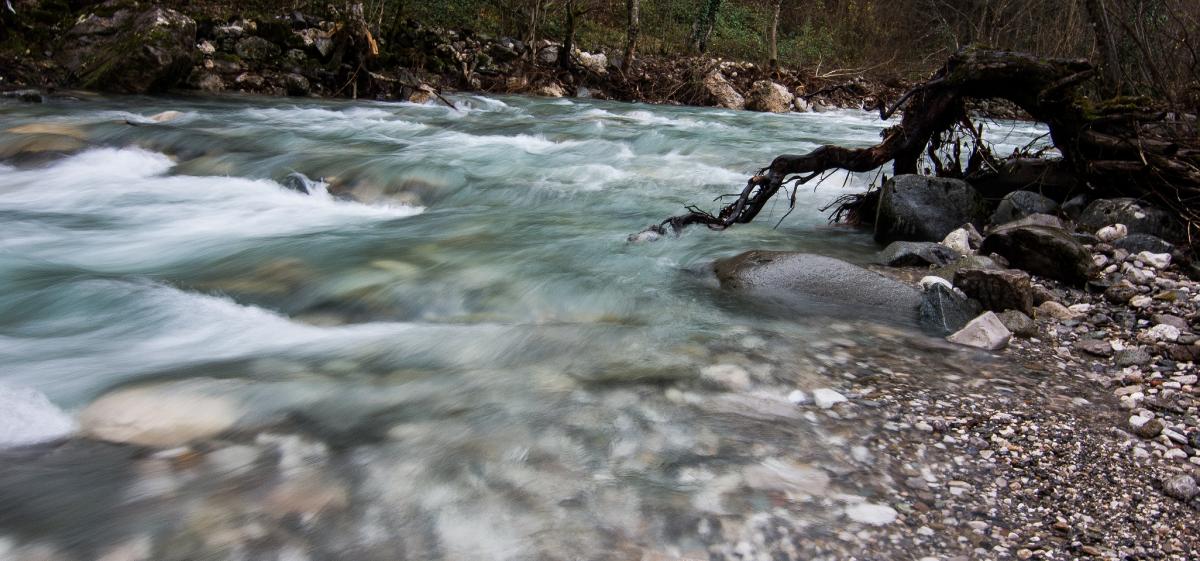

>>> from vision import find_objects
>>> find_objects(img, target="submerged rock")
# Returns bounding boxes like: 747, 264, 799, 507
79, 379, 244, 447
713, 251, 922, 320
875, 175, 986, 244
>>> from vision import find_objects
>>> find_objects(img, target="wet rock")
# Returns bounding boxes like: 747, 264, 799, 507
60, 7, 197, 94
919, 283, 982, 336
953, 268, 1033, 315
879, 241, 960, 267
1075, 339, 1113, 357
745, 80, 794, 113
875, 175, 986, 244
1079, 198, 1182, 239
1115, 234, 1174, 255
1168, 344, 1200, 362
1162, 474, 1198, 501
979, 225, 1093, 285
713, 251, 922, 320
990, 191, 1059, 225
997, 310, 1037, 338
947, 311, 1012, 351
79, 379, 243, 447
700, 364, 751, 392
702, 71, 744, 110
743, 459, 830, 495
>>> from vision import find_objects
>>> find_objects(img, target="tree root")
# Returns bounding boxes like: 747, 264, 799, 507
638, 48, 1200, 245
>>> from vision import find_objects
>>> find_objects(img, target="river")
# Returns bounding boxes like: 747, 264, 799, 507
0, 93, 1054, 560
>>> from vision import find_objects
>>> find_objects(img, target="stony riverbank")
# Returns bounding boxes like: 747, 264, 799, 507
0, 1, 1028, 119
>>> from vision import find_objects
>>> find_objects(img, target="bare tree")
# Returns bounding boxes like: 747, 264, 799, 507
688, 0, 723, 54
623, 0, 640, 69
767, 0, 783, 72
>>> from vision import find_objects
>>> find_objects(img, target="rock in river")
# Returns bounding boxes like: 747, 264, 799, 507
714, 251, 922, 321
919, 283, 982, 336
953, 268, 1034, 316
875, 175, 986, 244
946, 311, 1012, 351
79, 378, 244, 447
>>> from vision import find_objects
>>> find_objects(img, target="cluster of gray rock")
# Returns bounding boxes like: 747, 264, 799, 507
701, 64, 833, 113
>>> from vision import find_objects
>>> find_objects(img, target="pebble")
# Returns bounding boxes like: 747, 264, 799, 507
1162, 474, 1198, 501
1130, 295, 1153, 308
1133, 417, 1164, 439
1137, 251, 1172, 270
787, 390, 809, 405
1143, 324, 1181, 343
812, 388, 848, 409
844, 502, 898, 525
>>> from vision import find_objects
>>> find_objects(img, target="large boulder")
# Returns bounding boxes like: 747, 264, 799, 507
702, 71, 745, 110
60, 6, 197, 93
953, 268, 1034, 316
235, 35, 282, 61
989, 191, 1059, 225
978, 225, 1093, 285
745, 80, 794, 113
714, 251, 922, 321
874, 175, 987, 244
1077, 198, 1182, 239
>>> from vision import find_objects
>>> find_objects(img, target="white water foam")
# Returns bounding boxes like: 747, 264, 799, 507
0, 384, 76, 448
0, 147, 423, 270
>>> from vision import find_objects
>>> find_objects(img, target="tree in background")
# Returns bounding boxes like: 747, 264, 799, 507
767, 0, 783, 72
688, 0, 722, 54
623, 0, 640, 69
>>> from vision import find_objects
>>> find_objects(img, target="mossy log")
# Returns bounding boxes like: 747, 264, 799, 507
642, 49, 1200, 244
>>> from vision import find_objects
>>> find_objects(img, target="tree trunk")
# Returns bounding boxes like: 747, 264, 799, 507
559, 0, 577, 71
688, 0, 722, 54
623, 0, 640, 69
768, 0, 783, 72
1083, 0, 1123, 96
639, 49, 1200, 242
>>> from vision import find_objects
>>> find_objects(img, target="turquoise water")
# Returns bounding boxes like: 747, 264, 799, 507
0, 93, 1048, 560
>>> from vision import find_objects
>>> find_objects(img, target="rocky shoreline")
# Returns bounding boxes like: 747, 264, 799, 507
0, 1, 1032, 119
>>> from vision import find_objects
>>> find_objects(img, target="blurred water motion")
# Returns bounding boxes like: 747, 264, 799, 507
0, 93, 1050, 560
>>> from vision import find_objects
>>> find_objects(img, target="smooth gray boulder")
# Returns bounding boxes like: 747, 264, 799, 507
60, 6, 197, 93
714, 251, 922, 321
875, 175, 987, 244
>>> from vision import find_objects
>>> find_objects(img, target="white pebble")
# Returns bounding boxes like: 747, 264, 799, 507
812, 388, 847, 409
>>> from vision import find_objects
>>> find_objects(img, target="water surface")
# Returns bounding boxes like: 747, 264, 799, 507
0, 93, 1051, 560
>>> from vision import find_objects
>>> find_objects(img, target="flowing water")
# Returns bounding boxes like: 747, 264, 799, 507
0, 93, 1051, 560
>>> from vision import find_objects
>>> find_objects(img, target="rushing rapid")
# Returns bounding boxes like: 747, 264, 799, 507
0, 93, 1049, 560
